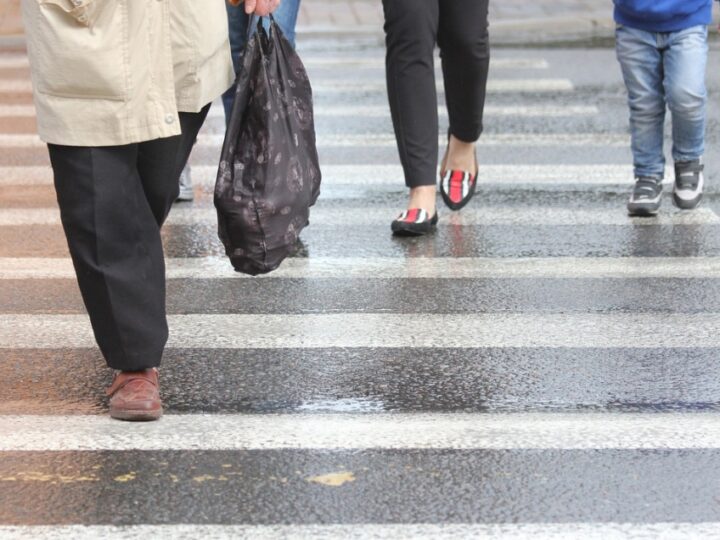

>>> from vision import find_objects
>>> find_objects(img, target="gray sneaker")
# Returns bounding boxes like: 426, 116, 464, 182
673, 160, 704, 210
627, 176, 663, 216
176, 163, 194, 202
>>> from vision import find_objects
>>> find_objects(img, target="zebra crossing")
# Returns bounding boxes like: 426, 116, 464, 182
2, 40, 720, 539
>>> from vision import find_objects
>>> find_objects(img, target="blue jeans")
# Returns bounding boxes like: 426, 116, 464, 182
222, 0, 301, 121
615, 24, 707, 179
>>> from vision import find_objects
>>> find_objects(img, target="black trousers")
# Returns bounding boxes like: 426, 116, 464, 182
47, 105, 210, 371
382, 0, 490, 187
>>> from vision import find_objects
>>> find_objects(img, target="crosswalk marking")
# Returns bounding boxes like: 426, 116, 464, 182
207, 104, 599, 119
4, 313, 720, 348
2, 103, 599, 119
0, 55, 551, 70
1, 413, 720, 450
313, 79, 575, 93
209, 132, 627, 148
0, 132, 630, 148
0, 104, 35, 116
2, 43, 718, 534
0, 79, 31, 92
0, 56, 553, 71
302, 57, 551, 69
0, 55, 29, 69
2, 524, 719, 540
3, 256, 720, 280
0, 164, 668, 187
0, 78, 575, 95
3, 206, 716, 227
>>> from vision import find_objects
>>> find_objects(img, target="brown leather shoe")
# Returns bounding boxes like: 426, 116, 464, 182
106, 369, 163, 421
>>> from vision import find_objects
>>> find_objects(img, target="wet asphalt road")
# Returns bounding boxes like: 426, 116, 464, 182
2, 37, 720, 539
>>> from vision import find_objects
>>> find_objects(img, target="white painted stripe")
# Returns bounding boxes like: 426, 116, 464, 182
1, 524, 719, 540
3, 256, 720, 281
304, 133, 628, 148
3, 206, 716, 227
0, 55, 29, 69
0, 164, 673, 188
0, 104, 35, 117
3, 132, 627, 149
4, 313, 720, 348
1, 103, 596, 120
0, 55, 548, 70
0, 78, 573, 95
2, 413, 720, 451
0, 132, 628, 149
303, 57, 550, 69
312, 79, 574, 94
0, 79, 31, 92
206, 104, 598, 119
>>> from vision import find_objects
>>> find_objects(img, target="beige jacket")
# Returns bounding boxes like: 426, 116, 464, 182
22, 0, 235, 146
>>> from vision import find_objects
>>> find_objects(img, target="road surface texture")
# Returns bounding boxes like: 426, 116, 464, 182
2, 7, 720, 540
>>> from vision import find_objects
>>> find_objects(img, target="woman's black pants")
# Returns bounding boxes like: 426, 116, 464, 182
382, 0, 490, 188
47, 106, 210, 371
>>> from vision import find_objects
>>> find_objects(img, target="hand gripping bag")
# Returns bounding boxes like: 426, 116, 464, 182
215, 16, 321, 275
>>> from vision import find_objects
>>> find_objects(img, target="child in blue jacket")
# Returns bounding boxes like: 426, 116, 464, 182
615, 0, 713, 215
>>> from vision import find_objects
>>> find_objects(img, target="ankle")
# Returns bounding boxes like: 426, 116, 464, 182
408, 186, 436, 213
444, 135, 477, 173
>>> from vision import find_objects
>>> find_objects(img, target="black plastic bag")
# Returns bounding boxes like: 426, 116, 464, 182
215, 16, 321, 275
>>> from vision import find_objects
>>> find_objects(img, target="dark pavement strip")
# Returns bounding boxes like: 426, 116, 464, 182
0, 186, 655, 207
2, 223, 720, 258
4, 277, 720, 315
0, 144, 635, 168
2, 449, 720, 524
1, 348, 719, 415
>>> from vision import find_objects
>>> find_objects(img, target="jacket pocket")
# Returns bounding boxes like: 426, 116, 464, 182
34, 0, 130, 100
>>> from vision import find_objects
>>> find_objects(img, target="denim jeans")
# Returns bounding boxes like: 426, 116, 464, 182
222, 0, 301, 121
615, 24, 707, 179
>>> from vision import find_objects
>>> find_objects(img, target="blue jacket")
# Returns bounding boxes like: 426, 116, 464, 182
613, 0, 713, 32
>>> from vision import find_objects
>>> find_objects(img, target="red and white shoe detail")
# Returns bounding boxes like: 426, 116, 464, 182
396, 208, 431, 224
441, 170, 476, 206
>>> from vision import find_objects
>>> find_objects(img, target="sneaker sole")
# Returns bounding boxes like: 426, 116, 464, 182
627, 204, 660, 217
673, 192, 703, 210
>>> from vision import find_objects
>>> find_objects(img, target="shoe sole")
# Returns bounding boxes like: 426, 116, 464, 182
673, 192, 703, 210
627, 206, 660, 217
627, 198, 661, 216
391, 223, 436, 236
110, 407, 163, 422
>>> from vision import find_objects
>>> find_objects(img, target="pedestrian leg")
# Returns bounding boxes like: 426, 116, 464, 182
664, 25, 708, 210
437, 0, 490, 144
48, 143, 170, 371
615, 26, 666, 179
435, 0, 489, 211
382, 0, 439, 190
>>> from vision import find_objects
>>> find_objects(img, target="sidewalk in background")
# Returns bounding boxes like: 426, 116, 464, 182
0, 0, 614, 46
1, 1, 717, 45
297, 0, 616, 44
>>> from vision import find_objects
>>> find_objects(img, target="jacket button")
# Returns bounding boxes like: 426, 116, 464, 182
165, 114, 175, 124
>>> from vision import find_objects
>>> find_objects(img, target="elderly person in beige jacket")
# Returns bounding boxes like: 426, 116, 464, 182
22, 0, 278, 421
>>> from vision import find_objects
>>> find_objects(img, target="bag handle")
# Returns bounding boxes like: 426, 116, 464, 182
246, 12, 276, 43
